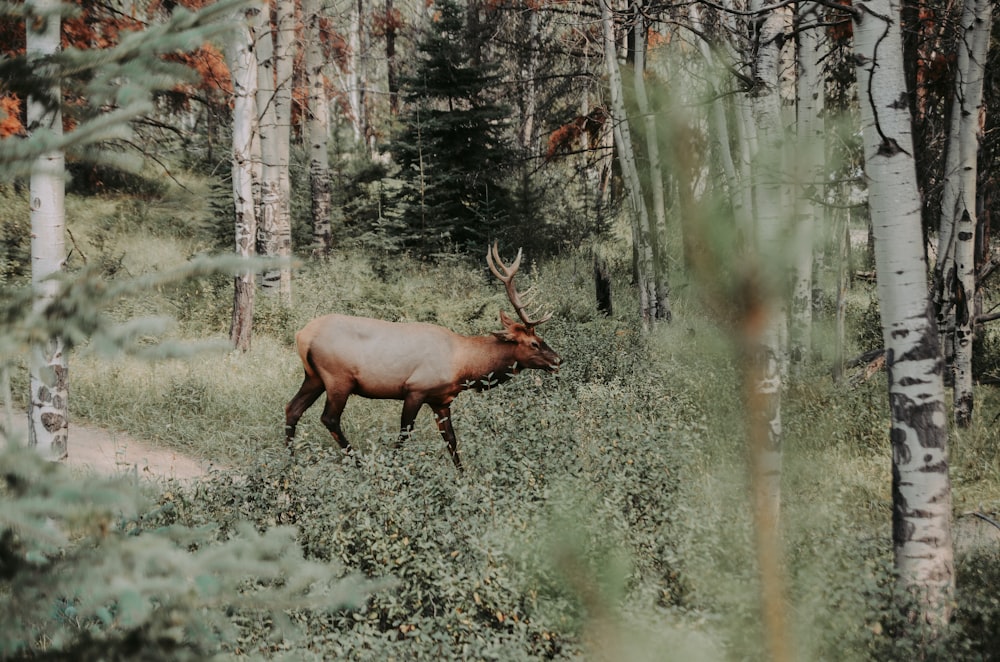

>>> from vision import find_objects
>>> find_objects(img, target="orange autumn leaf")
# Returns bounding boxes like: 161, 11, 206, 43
0, 95, 24, 137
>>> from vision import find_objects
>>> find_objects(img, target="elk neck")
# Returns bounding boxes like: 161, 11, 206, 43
455, 334, 523, 391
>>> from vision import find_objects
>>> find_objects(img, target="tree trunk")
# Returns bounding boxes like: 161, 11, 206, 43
631, 1, 671, 322
347, 0, 372, 152
517, 6, 539, 154
255, 4, 282, 299
852, 0, 954, 630
385, 0, 399, 117
305, 0, 333, 258
273, 0, 295, 303
225, 7, 258, 352
600, 0, 664, 325
791, 5, 826, 368
594, 252, 613, 316
26, 0, 68, 461
746, 1, 790, 657
951, 0, 992, 427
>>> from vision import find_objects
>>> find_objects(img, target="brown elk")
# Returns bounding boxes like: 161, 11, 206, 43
284, 244, 561, 471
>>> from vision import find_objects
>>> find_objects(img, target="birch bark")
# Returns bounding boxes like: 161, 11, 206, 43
852, 0, 954, 628
255, 4, 282, 298
225, 7, 258, 351
747, 0, 787, 520
746, 2, 790, 657
26, 0, 68, 461
305, 0, 333, 257
273, 0, 295, 303
600, 0, 664, 324
791, 6, 826, 367
631, 1, 671, 322
950, 0, 993, 427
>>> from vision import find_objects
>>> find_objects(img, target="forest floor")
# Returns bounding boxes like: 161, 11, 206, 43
3, 410, 216, 482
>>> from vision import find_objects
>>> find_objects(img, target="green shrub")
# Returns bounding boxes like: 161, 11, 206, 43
0, 444, 366, 659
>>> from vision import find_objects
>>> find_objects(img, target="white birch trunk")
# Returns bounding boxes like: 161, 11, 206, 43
273, 0, 295, 303
226, 8, 258, 352
721, 0, 758, 238
600, 0, 659, 324
255, 4, 282, 298
951, 0, 993, 427
689, 4, 742, 221
852, 0, 953, 628
934, 65, 961, 371
346, 0, 363, 144
747, 2, 790, 656
632, 2, 671, 321
748, 0, 787, 516
790, 7, 826, 368
26, 0, 68, 461
733, 86, 757, 236
305, 0, 332, 257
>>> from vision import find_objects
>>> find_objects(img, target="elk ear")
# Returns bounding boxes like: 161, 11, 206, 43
493, 310, 519, 341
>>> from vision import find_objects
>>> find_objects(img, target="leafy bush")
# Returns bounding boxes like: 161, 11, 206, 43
0, 443, 366, 659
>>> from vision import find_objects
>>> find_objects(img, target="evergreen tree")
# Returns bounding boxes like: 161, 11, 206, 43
388, 0, 515, 257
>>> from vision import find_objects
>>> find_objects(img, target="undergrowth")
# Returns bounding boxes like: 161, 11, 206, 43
5, 186, 1000, 659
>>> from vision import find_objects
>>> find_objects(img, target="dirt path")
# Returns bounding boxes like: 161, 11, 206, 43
3, 411, 217, 482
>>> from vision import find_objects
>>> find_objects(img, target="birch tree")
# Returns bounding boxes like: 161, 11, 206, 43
273, 0, 295, 302
948, 0, 993, 427
26, 0, 68, 460
746, 2, 791, 657
345, 0, 371, 150
851, 0, 954, 629
630, 1, 671, 322
255, 3, 282, 298
225, 6, 258, 351
790, 5, 826, 367
305, 0, 332, 257
600, 0, 669, 324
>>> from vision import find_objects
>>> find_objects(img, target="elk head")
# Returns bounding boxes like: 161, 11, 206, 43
487, 243, 560, 373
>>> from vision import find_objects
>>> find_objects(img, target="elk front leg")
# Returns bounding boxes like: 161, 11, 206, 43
432, 404, 462, 472
396, 394, 423, 448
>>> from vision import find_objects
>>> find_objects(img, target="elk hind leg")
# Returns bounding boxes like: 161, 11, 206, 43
319, 392, 353, 455
285, 374, 325, 453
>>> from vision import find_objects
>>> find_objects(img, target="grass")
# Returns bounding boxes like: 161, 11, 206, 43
7, 183, 1000, 659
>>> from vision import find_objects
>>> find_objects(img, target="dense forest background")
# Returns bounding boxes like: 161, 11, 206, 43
2, 0, 1000, 659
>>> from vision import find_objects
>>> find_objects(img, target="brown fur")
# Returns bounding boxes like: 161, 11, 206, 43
284, 311, 560, 471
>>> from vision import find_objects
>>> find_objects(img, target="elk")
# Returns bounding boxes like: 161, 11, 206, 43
284, 244, 561, 471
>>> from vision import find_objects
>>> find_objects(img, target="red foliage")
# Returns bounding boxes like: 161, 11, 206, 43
0, 95, 24, 137
545, 108, 608, 162
318, 15, 349, 71
648, 29, 669, 49
827, 0, 854, 43
164, 43, 233, 109
1, 1, 235, 121
371, 6, 404, 39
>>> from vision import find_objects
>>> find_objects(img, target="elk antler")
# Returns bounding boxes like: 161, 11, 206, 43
487, 242, 553, 327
